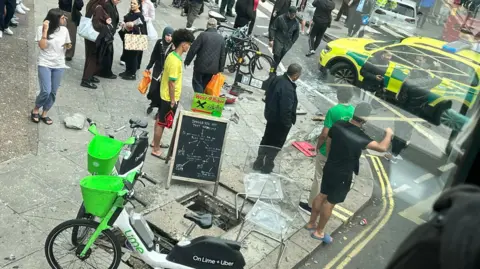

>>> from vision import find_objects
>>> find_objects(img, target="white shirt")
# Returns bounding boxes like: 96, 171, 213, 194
142, 0, 155, 22
35, 25, 71, 69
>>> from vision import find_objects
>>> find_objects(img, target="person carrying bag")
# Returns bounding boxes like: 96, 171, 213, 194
118, 0, 148, 81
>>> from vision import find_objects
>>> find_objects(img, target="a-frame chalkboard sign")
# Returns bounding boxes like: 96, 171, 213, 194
166, 110, 229, 196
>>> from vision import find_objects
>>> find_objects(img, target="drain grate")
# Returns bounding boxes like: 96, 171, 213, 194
178, 189, 244, 231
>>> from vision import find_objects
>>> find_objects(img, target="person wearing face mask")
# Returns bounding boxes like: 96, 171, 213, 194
119, 0, 148, 80
253, 63, 302, 174
268, 6, 300, 69
31, 8, 71, 125
146, 26, 175, 116
80, 0, 113, 89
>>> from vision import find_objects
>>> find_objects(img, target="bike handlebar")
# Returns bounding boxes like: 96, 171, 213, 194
141, 173, 158, 185
132, 195, 148, 207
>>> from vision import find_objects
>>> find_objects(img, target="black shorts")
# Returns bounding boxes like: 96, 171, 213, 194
320, 173, 353, 204
156, 99, 177, 129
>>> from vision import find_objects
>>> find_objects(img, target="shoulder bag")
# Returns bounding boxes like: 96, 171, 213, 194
78, 5, 101, 42
125, 33, 148, 51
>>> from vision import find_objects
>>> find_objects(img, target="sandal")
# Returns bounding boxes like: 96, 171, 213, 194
311, 232, 333, 244
151, 152, 167, 160
304, 225, 316, 232
31, 110, 40, 123
150, 143, 170, 149
41, 116, 53, 125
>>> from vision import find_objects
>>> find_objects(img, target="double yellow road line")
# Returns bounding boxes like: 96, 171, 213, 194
324, 155, 395, 269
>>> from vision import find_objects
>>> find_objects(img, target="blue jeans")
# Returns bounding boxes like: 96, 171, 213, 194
35, 66, 65, 111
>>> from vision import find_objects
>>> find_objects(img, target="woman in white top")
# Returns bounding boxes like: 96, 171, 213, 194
142, 0, 156, 22
31, 8, 71, 125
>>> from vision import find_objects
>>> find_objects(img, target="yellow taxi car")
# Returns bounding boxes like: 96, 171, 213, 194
318, 36, 480, 125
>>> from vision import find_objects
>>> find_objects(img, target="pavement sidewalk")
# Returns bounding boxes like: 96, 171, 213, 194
0, 0, 374, 268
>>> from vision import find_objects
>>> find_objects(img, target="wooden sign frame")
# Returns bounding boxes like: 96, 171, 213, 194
166, 110, 229, 196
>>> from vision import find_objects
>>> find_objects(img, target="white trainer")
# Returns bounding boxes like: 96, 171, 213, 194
0, 31, 3, 38
20, 2, 30, 11
16, 5, 26, 14
5, 28, 14, 35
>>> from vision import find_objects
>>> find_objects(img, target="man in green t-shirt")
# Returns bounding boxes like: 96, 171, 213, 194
299, 88, 355, 214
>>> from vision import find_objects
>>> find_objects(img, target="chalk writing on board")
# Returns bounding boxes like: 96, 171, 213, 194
172, 115, 227, 182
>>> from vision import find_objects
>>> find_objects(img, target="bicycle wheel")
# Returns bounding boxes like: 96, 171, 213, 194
192, 28, 205, 39
71, 203, 95, 246
45, 219, 122, 269
228, 49, 253, 74
238, 53, 252, 74
249, 54, 275, 81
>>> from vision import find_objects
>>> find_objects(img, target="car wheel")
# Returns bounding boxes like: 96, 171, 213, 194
328, 62, 357, 85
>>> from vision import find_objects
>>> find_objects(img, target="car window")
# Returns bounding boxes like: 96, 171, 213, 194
384, 2, 415, 18
364, 40, 401, 51
383, 45, 419, 67
411, 47, 479, 86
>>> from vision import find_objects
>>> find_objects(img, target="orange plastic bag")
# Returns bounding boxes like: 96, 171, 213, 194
138, 70, 151, 95
205, 73, 225, 96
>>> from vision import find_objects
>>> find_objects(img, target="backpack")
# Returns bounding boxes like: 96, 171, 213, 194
385, 185, 480, 269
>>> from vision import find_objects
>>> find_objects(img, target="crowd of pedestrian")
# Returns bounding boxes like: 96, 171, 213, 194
25, 0, 407, 247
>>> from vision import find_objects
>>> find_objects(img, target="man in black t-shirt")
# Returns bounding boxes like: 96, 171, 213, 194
305, 102, 394, 243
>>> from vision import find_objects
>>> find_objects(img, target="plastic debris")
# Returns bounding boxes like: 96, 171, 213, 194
360, 218, 368, 226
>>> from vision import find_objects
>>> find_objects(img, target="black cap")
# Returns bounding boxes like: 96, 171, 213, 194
288, 6, 297, 13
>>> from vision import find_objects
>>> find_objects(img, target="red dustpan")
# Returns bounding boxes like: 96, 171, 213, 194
292, 141, 316, 157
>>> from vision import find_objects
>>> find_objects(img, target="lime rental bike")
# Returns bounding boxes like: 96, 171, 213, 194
72, 118, 158, 246
45, 172, 246, 269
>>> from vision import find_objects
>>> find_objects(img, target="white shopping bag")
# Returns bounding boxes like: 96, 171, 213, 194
146, 21, 158, 40
78, 16, 99, 42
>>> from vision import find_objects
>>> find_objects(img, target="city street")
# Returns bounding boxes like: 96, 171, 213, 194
0, 0, 464, 267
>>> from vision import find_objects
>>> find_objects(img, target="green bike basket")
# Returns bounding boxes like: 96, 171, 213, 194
87, 135, 123, 175
80, 175, 124, 217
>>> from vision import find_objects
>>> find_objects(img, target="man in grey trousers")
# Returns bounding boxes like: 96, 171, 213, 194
186, 0, 203, 29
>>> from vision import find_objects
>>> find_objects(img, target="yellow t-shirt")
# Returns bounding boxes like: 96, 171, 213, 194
160, 51, 183, 102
